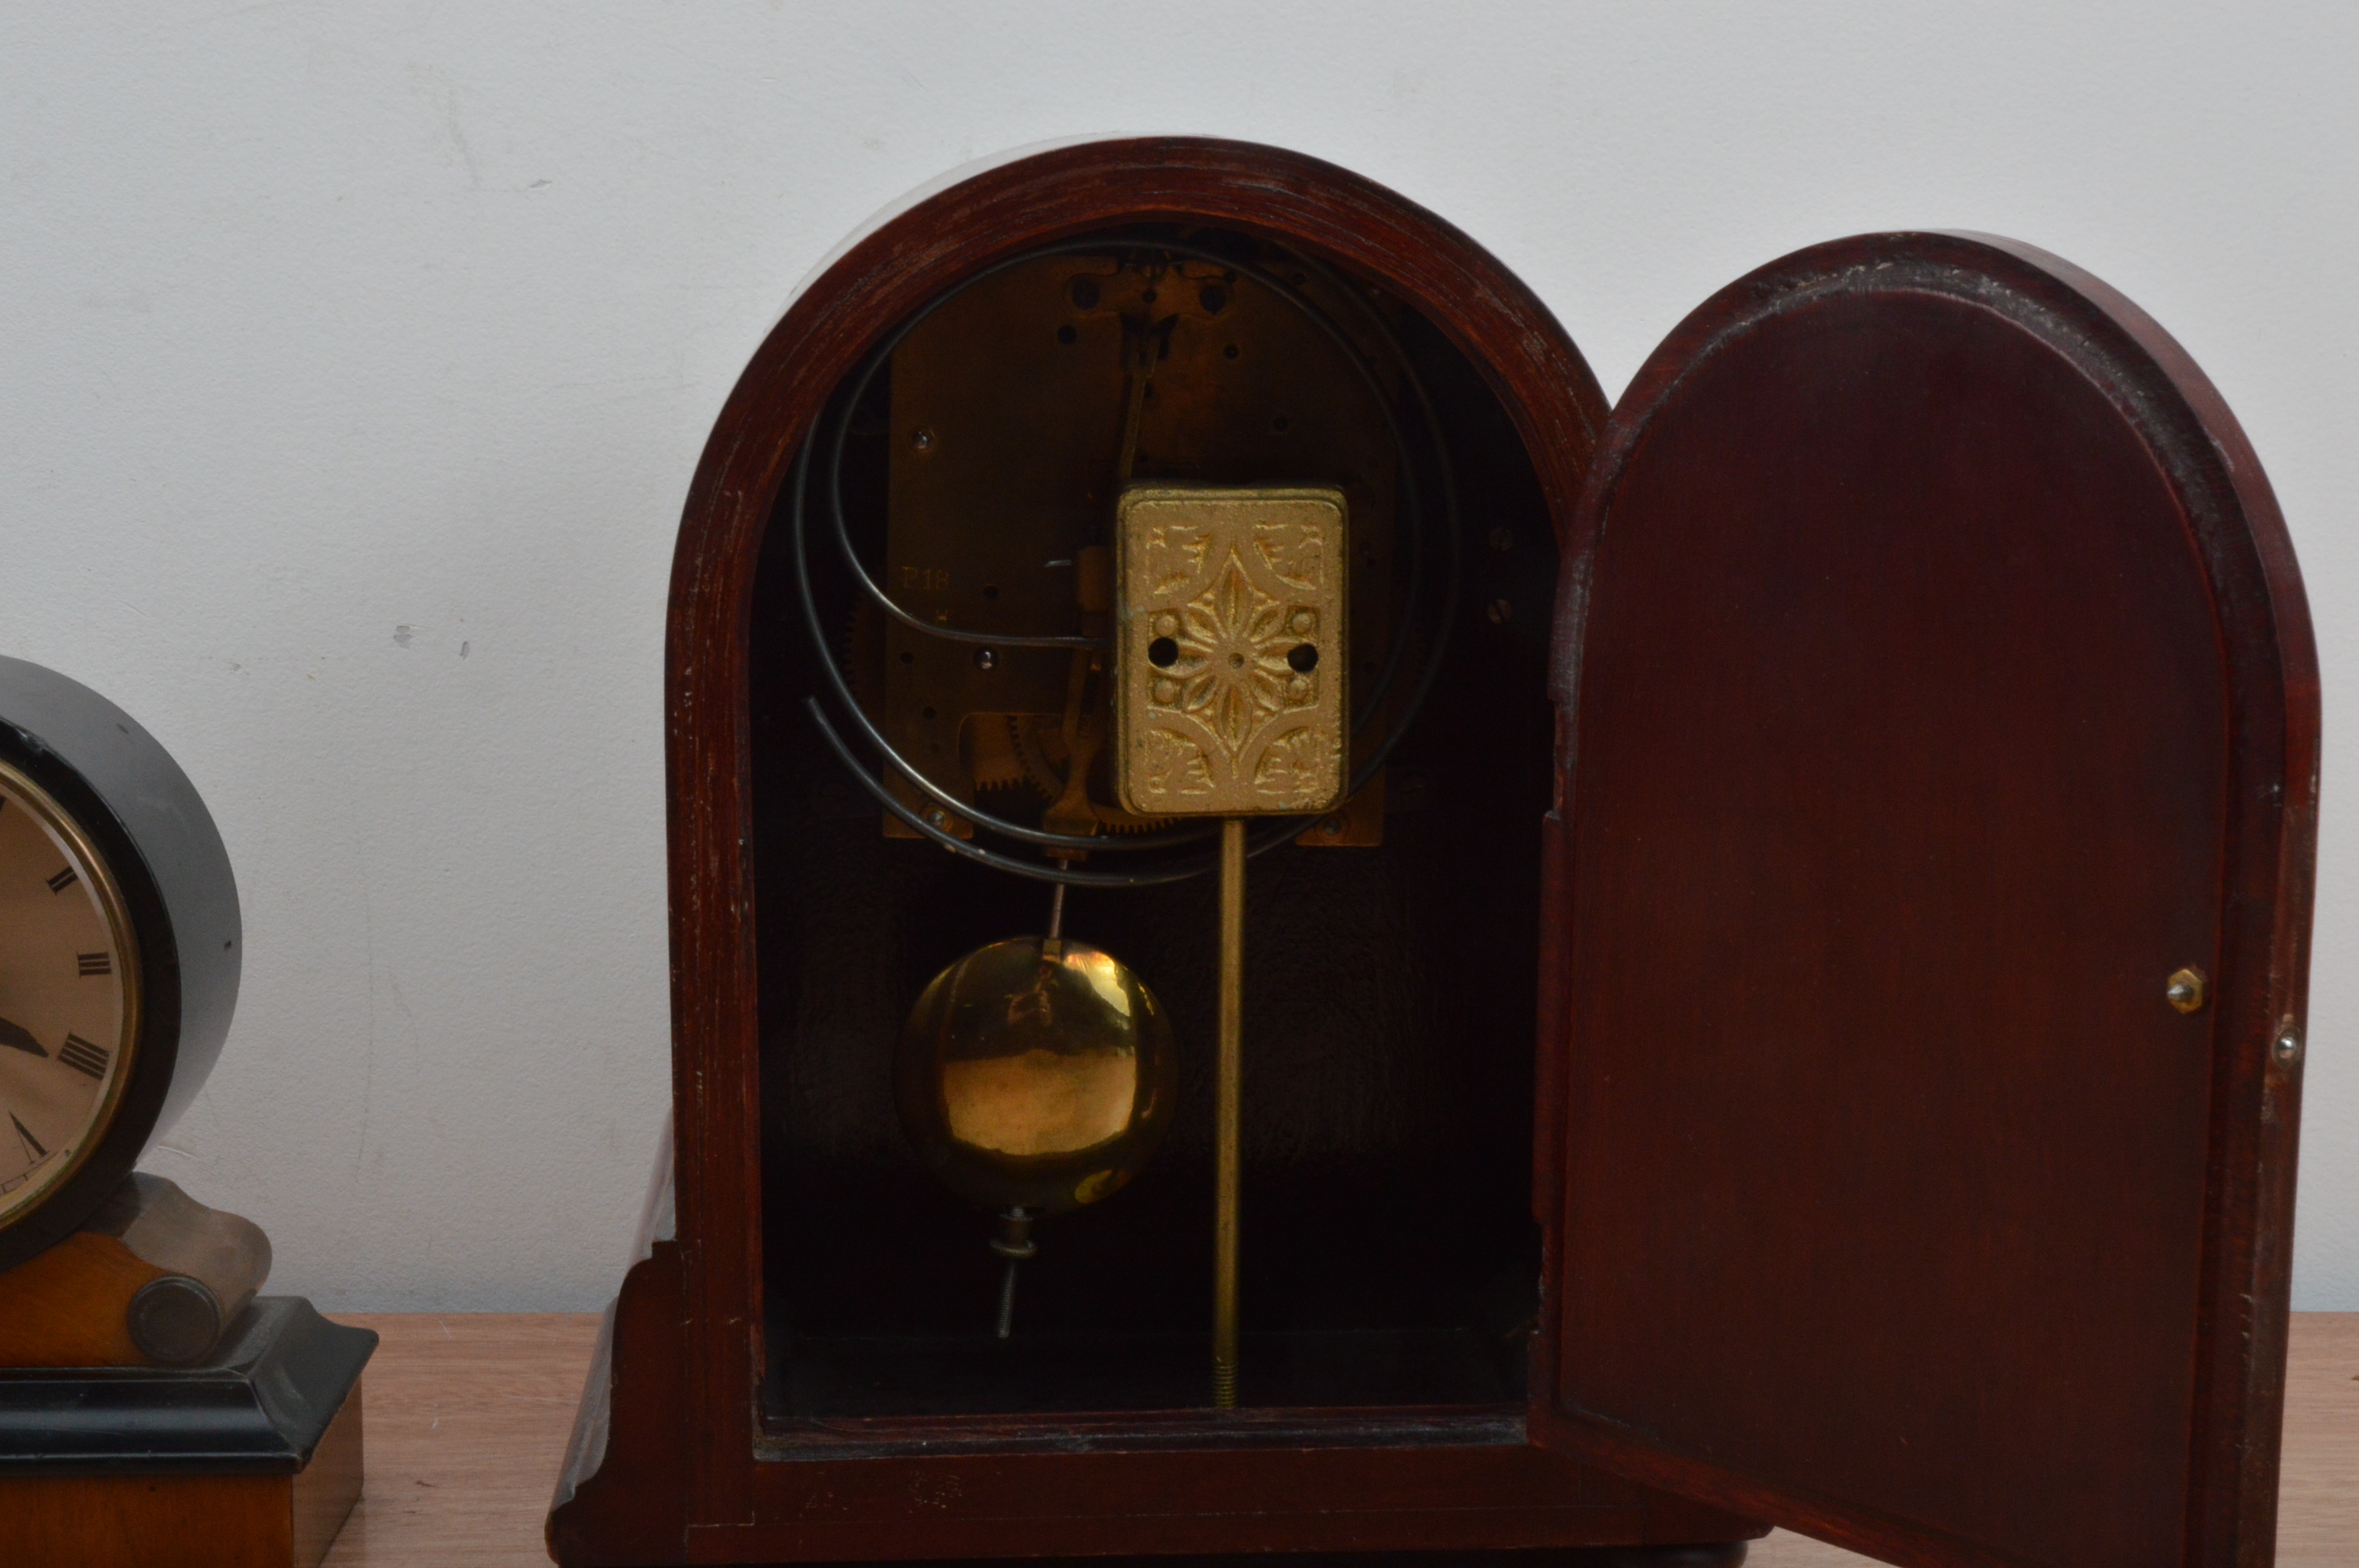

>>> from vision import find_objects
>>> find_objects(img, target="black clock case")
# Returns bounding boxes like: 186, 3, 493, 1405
0, 655, 242, 1272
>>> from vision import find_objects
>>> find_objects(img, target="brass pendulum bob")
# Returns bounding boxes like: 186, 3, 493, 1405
893, 880, 1178, 1339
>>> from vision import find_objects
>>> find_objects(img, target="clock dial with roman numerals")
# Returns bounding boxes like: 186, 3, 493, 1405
0, 759, 137, 1224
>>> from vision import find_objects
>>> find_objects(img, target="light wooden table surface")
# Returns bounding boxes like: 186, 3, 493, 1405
320, 1313, 2357, 1566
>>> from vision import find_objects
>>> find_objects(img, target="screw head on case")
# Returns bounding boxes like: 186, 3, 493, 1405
2165, 967, 2208, 1014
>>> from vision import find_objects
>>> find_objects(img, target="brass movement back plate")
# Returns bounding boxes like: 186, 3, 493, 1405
877, 249, 1397, 840
1113, 485, 1348, 818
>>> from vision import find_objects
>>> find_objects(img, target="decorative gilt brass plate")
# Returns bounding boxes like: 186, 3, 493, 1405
1113, 485, 1348, 818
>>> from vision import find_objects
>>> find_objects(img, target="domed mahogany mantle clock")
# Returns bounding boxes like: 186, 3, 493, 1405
547, 138, 2315, 1568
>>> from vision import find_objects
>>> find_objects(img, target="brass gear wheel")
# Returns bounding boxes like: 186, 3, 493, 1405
1010, 714, 1173, 834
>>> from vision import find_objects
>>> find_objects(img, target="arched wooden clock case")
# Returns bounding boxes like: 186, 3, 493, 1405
548, 140, 2316, 1568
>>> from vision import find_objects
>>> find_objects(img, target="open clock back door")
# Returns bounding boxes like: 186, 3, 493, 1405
1532, 233, 2315, 1568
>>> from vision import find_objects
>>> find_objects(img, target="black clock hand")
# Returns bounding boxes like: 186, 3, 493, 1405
0, 1017, 48, 1057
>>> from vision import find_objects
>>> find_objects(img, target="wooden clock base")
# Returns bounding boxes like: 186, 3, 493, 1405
0, 1178, 374, 1568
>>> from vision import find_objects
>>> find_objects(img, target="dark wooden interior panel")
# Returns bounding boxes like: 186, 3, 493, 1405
1542, 236, 2312, 1568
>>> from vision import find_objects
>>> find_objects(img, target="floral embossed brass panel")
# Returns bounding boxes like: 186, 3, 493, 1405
1112, 485, 1348, 818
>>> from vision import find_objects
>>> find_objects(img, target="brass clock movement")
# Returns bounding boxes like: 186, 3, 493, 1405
791, 233, 1440, 1405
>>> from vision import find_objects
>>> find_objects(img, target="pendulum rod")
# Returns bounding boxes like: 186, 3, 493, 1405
1212, 817, 1245, 1408
990, 873, 1070, 1342
990, 1206, 1034, 1341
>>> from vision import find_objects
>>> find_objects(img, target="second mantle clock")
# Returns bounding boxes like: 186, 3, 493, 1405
548, 140, 2314, 1568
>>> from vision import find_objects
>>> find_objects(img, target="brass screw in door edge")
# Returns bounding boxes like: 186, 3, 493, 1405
2165, 967, 2208, 1014
2275, 1021, 2304, 1065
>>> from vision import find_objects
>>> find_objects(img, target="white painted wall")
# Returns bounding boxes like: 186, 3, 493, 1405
3, 2, 2352, 1310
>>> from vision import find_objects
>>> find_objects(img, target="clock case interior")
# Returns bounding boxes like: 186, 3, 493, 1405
748, 227, 1560, 1430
